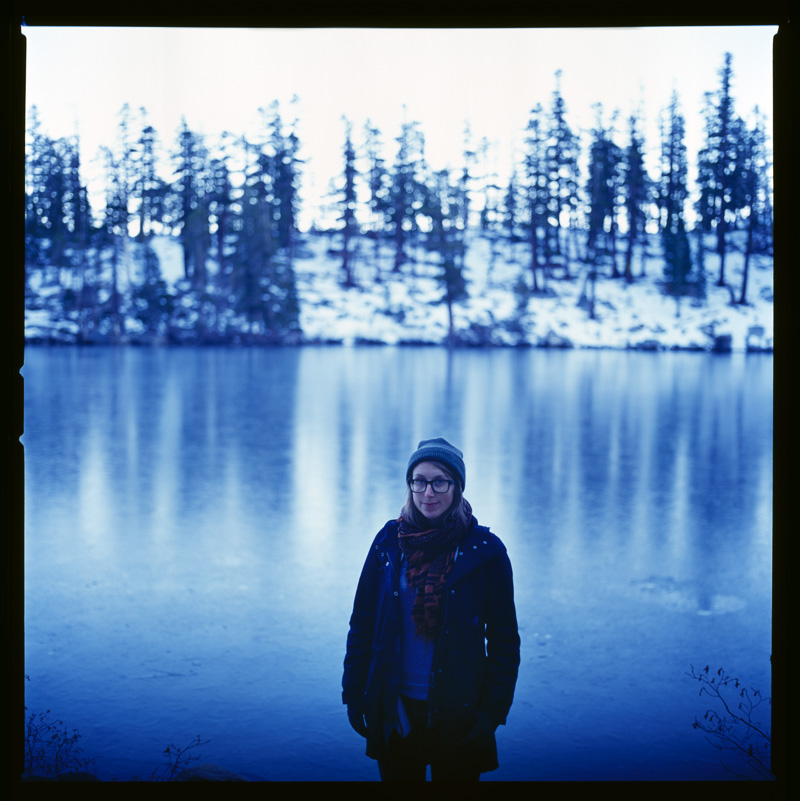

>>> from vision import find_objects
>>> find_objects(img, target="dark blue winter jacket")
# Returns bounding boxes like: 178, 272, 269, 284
342, 517, 520, 773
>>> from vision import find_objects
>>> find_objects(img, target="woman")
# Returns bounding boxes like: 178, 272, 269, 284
342, 437, 520, 782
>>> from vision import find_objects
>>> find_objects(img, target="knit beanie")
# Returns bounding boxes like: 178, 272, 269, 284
406, 437, 466, 490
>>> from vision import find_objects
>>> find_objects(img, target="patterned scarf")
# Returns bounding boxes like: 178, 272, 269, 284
397, 500, 472, 639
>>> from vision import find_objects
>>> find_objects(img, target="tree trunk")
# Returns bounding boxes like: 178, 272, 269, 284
393, 224, 404, 273
529, 223, 540, 293
609, 222, 620, 278
624, 227, 634, 283
446, 297, 455, 346
553, 215, 563, 256
738, 218, 753, 305
563, 221, 579, 279
371, 232, 382, 282
110, 241, 123, 341
76, 256, 88, 342
488, 234, 498, 286
577, 259, 596, 318
716, 220, 727, 286
342, 226, 354, 287
182, 236, 192, 281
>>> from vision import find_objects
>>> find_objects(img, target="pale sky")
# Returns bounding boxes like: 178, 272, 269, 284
23, 24, 777, 228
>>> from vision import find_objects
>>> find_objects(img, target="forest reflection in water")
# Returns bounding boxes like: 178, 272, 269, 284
22, 346, 772, 781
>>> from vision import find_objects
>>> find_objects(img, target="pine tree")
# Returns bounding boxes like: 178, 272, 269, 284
736, 108, 773, 305
423, 168, 468, 344
95, 109, 136, 341
114, 107, 172, 340
24, 108, 49, 298
34, 126, 67, 282
227, 104, 301, 343
585, 105, 624, 278
131, 108, 168, 240
172, 118, 210, 292
229, 135, 268, 334
24, 106, 51, 256
362, 120, 391, 272
36, 127, 103, 341
522, 103, 547, 293
695, 52, 741, 288
99, 144, 128, 340
339, 117, 359, 288
694, 94, 716, 236
24, 116, 95, 301
475, 137, 503, 281
59, 134, 95, 325
265, 101, 301, 253
387, 114, 426, 273
131, 240, 172, 338
113, 104, 138, 298
501, 168, 521, 257
60, 136, 93, 253
544, 71, 580, 273
456, 123, 476, 247
262, 102, 302, 341
206, 135, 236, 331
621, 111, 650, 284
658, 92, 697, 302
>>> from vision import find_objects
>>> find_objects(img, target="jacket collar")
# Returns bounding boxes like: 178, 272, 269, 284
445, 522, 505, 587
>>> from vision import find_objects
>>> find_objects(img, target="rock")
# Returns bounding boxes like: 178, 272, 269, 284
174, 763, 248, 782
538, 329, 574, 348
630, 339, 662, 351
711, 334, 733, 352
745, 325, 772, 352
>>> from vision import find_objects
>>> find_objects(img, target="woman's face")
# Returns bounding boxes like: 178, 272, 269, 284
410, 461, 456, 522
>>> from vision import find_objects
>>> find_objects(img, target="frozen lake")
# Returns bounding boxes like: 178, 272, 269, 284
21, 345, 773, 782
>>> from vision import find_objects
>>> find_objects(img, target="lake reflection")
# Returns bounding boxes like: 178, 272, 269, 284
22, 346, 772, 781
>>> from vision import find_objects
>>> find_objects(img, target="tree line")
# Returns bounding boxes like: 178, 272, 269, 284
24, 54, 773, 345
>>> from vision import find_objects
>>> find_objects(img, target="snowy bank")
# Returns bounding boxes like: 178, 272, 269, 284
24, 230, 773, 352
294, 231, 773, 352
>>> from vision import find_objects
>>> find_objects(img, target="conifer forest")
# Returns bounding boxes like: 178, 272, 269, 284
24, 54, 773, 347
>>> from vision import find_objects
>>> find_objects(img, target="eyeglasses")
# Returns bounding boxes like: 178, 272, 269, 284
409, 478, 455, 494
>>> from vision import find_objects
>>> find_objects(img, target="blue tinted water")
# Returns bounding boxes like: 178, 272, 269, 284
21, 346, 773, 781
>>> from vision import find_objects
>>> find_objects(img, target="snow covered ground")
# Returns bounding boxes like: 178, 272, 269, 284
25, 229, 774, 352
291, 231, 774, 352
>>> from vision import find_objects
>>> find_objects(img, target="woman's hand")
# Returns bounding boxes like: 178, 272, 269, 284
347, 704, 368, 737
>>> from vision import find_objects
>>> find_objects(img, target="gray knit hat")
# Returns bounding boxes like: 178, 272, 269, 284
406, 437, 466, 490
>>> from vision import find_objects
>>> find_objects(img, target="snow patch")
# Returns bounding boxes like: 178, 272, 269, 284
25, 230, 773, 351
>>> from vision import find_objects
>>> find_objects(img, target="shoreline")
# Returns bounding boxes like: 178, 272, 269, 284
21, 336, 773, 354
